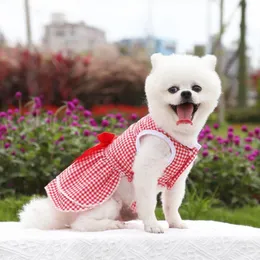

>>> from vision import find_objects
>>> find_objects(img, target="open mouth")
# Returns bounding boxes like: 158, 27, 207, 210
170, 103, 200, 125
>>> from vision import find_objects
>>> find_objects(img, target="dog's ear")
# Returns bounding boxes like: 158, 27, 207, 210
150, 53, 163, 69
201, 55, 217, 71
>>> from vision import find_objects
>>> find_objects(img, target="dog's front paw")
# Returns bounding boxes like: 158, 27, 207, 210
169, 221, 188, 229
144, 222, 164, 233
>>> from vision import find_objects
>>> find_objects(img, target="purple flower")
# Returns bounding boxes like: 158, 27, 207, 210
198, 132, 205, 141
241, 125, 248, 132
252, 150, 260, 157
251, 165, 256, 170
233, 136, 240, 146
4, 142, 11, 149
83, 110, 92, 118
7, 109, 13, 115
74, 131, 79, 136
216, 136, 224, 144
0, 112, 7, 118
20, 135, 26, 140
72, 115, 79, 121
66, 110, 72, 116
83, 129, 91, 136
202, 144, 208, 149
20, 147, 25, 153
60, 147, 65, 151
18, 116, 25, 123
248, 131, 254, 137
245, 137, 253, 143
228, 126, 234, 132
62, 118, 67, 123
227, 148, 233, 153
15, 91, 22, 100
14, 109, 19, 114
227, 132, 234, 140
0, 125, 7, 133
45, 118, 51, 124
12, 127, 17, 131
130, 113, 138, 121
11, 151, 16, 156
213, 123, 219, 130
213, 155, 219, 161
204, 125, 211, 134
223, 139, 229, 145
207, 134, 214, 140
115, 122, 124, 128
254, 127, 260, 135
245, 144, 252, 151
202, 150, 209, 157
55, 136, 64, 144
89, 118, 97, 127
34, 97, 42, 109
115, 113, 122, 120
235, 151, 240, 156
47, 110, 53, 116
78, 105, 84, 111
107, 114, 115, 118
101, 119, 109, 127
67, 101, 75, 111
247, 155, 255, 161
32, 109, 40, 117
71, 121, 81, 127
72, 98, 79, 106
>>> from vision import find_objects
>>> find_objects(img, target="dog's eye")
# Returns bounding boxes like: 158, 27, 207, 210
192, 85, 202, 92
168, 86, 179, 94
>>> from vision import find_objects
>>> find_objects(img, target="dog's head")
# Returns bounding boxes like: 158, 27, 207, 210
145, 53, 222, 136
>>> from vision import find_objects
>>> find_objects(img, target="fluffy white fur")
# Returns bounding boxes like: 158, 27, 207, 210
19, 53, 221, 233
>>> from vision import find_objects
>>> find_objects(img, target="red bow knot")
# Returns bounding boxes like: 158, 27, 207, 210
74, 132, 116, 163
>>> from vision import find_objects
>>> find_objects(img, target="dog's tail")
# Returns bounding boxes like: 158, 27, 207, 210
19, 197, 69, 230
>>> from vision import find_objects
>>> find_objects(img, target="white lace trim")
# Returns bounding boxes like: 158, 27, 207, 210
136, 130, 176, 166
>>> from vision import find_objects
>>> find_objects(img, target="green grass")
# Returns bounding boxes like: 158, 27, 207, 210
156, 207, 260, 228
0, 196, 32, 221
0, 196, 259, 228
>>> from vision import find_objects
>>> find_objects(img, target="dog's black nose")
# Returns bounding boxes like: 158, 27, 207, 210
181, 91, 192, 99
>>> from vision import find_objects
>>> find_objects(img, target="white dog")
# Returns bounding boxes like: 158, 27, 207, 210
19, 53, 221, 233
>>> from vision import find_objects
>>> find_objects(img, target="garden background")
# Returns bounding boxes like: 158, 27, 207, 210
0, 0, 260, 227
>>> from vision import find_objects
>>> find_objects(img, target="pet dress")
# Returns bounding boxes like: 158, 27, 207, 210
45, 115, 201, 212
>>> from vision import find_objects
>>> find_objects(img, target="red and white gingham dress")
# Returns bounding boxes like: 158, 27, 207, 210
45, 115, 201, 212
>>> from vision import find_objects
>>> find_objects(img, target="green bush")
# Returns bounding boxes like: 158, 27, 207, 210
189, 125, 260, 207
0, 196, 32, 221
1, 195, 260, 228
0, 96, 260, 207
226, 108, 260, 123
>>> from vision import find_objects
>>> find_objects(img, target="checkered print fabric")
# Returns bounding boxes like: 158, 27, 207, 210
45, 115, 200, 212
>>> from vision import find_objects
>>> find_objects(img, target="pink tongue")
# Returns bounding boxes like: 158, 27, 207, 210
176, 103, 193, 125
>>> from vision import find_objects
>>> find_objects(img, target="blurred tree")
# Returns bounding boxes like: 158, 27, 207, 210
0, 31, 6, 47
216, 0, 225, 124
193, 45, 206, 57
237, 0, 247, 107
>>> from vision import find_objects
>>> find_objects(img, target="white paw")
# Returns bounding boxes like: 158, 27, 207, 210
169, 221, 188, 229
109, 220, 125, 230
144, 222, 164, 233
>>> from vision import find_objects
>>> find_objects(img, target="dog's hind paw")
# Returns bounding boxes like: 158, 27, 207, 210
169, 221, 188, 229
144, 222, 164, 234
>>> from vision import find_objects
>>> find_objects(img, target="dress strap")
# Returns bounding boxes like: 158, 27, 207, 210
136, 130, 176, 166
